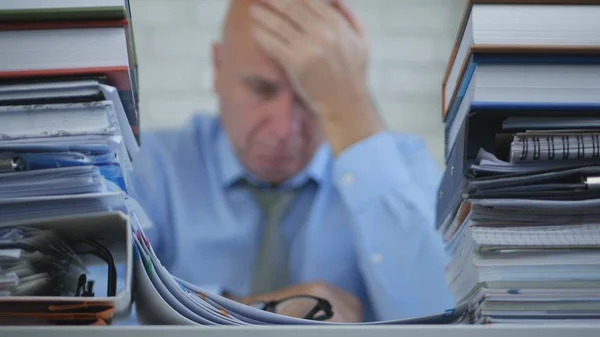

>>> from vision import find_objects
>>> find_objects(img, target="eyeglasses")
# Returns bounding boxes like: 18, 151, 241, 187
248, 295, 333, 321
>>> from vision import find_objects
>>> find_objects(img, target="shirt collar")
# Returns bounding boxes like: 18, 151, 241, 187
214, 122, 330, 190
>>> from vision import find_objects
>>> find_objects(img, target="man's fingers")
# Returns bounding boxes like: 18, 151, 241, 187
296, 0, 331, 20
258, 0, 324, 34
290, 0, 326, 33
302, 0, 363, 36
252, 26, 295, 67
258, 0, 296, 14
302, 0, 337, 22
332, 0, 364, 34
251, 4, 303, 44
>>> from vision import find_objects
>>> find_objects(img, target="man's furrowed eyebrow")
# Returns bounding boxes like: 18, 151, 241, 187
238, 73, 286, 88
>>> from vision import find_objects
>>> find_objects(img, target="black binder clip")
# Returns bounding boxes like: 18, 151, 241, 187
75, 274, 95, 297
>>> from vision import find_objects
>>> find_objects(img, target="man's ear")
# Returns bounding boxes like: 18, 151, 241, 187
211, 40, 222, 93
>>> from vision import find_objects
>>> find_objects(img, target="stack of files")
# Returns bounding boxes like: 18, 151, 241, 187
128, 212, 469, 326
0, 1, 142, 325
0, 78, 138, 226
0, 79, 138, 325
0, 0, 140, 140
442, 198, 600, 325
441, 0, 600, 157
436, 0, 600, 325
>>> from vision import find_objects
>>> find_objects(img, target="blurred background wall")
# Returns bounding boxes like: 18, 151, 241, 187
128, 0, 467, 165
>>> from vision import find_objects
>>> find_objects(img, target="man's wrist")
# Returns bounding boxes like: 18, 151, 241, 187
319, 91, 384, 156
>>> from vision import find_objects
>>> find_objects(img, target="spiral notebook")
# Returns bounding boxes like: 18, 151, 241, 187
510, 130, 600, 163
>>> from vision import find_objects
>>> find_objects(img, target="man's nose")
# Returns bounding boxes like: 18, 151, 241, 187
266, 91, 300, 140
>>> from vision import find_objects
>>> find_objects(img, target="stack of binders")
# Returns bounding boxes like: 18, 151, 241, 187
0, 0, 142, 326
0, 0, 140, 139
437, 0, 600, 324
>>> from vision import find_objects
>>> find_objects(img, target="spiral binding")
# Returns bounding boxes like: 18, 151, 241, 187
517, 134, 600, 161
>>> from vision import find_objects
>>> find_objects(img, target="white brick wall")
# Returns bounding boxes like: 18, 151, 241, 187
129, 0, 467, 165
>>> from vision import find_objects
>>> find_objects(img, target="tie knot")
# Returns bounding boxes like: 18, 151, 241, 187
246, 184, 297, 217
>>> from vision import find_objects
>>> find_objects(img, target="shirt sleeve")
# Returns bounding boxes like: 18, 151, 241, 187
333, 131, 455, 321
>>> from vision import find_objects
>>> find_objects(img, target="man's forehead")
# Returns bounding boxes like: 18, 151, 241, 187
238, 68, 287, 86
237, 59, 290, 89
230, 40, 289, 84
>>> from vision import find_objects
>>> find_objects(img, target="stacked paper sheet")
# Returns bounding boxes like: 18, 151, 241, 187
130, 214, 469, 326
437, 0, 600, 325
0, 81, 137, 224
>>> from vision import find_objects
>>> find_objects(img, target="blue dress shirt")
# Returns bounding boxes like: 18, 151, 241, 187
128, 112, 455, 322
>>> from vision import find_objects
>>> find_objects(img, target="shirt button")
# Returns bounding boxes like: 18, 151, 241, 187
342, 173, 355, 186
372, 253, 383, 264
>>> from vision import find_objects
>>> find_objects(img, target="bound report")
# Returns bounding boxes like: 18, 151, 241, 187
510, 130, 600, 163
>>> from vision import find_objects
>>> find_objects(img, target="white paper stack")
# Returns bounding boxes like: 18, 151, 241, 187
129, 213, 469, 326
0, 80, 137, 224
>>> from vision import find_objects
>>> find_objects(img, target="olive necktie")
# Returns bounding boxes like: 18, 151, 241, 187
247, 185, 297, 295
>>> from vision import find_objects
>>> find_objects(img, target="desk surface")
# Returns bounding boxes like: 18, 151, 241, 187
1, 324, 599, 337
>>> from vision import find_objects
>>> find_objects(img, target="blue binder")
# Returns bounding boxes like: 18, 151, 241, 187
444, 53, 600, 161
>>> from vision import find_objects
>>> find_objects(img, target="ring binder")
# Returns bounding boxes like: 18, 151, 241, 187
512, 132, 600, 163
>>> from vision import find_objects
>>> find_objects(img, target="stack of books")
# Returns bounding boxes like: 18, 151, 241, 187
437, 0, 600, 324
0, 0, 139, 139
0, 0, 141, 326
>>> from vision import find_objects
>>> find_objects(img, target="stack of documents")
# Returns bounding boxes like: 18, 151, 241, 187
0, 0, 140, 225
130, 213, 469, 326
0, 80, 136, 225
437, 0, 600, 325
0, 0, 139, 325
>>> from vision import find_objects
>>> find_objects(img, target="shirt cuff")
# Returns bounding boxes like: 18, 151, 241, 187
333, 131, 412, 210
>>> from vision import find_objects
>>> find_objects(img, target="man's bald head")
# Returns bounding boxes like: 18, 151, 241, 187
221, 0, 255, 41
215, 0, 265, 62
212, 0, 286, 92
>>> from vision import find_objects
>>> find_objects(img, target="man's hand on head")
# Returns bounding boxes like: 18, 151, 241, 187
235, 281, 363, 323
250, 0, 384, 156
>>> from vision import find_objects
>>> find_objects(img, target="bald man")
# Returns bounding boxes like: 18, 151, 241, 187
130, 0, 454, 323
